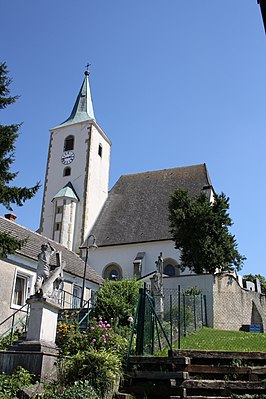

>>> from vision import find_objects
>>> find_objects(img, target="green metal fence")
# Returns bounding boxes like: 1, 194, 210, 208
129, 284, 207, 356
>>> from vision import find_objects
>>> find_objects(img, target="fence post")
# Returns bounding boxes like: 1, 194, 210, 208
136, 284, 146, 355
170, 294, 173, 348
183, 293, 186, 337
178, 285, 181, 349
193, 294, 197, 331
200, 293, 204, 327
203, 294, 208, 326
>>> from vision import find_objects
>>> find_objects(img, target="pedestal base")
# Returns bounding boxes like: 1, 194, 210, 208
0, 337, 59, 381
26, 296, 61, 343
0, 296, 61, 381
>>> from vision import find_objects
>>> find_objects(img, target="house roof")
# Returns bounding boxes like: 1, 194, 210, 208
86, 163, 212, 247
0, 216, 103, 285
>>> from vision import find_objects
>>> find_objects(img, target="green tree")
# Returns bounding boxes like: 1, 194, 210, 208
0, 62, 40, 255
169, 189, 245, 274
243, 274, 266, 294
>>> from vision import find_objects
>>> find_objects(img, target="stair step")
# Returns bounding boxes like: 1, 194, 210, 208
127, 371, 189, 380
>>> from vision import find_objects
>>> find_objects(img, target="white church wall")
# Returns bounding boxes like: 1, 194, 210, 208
88, 240, 193, 279
82, 124, 110, 244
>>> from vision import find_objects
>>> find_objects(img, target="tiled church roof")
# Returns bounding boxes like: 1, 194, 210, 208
88, 163, 212, 247
0, 216, 103, 285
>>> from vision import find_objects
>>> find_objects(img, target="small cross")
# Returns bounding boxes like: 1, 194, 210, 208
85, 63, 91, 72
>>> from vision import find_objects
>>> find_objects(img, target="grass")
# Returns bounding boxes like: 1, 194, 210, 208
174, 327, 266, 352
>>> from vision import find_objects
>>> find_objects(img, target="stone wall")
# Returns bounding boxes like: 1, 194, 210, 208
213, 273, 266, 331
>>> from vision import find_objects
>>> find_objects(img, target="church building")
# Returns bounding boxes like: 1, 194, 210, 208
39, 70, 214, 281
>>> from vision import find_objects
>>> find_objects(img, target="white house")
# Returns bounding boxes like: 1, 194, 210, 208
0, 215, 103, 336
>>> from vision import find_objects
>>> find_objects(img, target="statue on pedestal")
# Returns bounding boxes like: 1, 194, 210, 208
35, 242, 64, 301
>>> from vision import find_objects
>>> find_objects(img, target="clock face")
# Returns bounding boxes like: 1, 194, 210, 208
61, 151, 75, 165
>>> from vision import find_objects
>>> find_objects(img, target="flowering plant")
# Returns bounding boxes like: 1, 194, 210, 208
84, 317, 113, 350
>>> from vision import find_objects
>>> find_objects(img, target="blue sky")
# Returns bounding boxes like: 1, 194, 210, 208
1, 1, 266, 276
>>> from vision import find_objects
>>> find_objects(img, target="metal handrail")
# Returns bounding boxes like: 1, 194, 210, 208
0, 302, 28, 327
0, 303, 30, 344
0, 293, 93, 345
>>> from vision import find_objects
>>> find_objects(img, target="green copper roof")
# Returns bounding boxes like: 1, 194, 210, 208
59, 71, 95, 127
53, 182, 79, 201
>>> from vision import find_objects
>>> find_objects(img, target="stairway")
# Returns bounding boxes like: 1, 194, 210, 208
121, 350, 266, 398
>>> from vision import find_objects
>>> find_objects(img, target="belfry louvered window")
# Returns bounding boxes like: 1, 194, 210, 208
64, 135, 74, 151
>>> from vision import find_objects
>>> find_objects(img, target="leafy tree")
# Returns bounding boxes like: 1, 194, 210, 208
243, 274, 266, 294
169, 189, 245, 274
0, 62, 40, 255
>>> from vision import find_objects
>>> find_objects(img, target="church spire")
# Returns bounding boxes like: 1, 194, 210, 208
59, 69, 95, 127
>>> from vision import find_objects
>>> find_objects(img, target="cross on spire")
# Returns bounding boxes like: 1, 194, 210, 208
85, 63, 91, 72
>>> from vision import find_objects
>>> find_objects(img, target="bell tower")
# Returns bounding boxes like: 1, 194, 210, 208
39, 70, 111, 252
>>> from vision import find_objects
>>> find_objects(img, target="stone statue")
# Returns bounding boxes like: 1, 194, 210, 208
35, 243, 64, 301
35, 242, 55, 295
154, 252, 164, 320
154, 252, 164, 295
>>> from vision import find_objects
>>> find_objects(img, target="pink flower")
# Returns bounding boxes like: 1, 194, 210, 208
106, 324, 111, 328
92, 339, 96, 343
90, 326, 95, 331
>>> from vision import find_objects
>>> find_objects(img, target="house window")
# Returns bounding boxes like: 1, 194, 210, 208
103, 263, 122, 280
56, 206, 63, 214
98, 143, 102, 157
72, 285, 81, 308
55, 223, 60, 231
64, 135, 74, 151
13, 274, 30, 307
63, 167, 71, 177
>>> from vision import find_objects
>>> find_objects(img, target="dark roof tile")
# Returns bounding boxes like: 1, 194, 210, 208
88, 164, 212, 247
0, 217, 103, 285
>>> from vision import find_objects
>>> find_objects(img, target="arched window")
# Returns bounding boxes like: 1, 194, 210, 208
103, 263, 122, 280
163, 258, 180, 277
64, 135, 74, 151
63, 167, 71, 177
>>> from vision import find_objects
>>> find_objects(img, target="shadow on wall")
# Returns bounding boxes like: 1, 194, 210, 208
251, 301, 264, 332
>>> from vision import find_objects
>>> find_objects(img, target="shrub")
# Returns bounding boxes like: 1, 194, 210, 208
93, 279, 140, 326
43, 380, 98, 399
60, 348, 122, 398
56, 317, 129, 360
0, 328, 24, 351
0, 366, 32, 398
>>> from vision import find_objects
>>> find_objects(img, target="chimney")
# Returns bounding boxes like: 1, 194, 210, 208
5, 213, 17, 222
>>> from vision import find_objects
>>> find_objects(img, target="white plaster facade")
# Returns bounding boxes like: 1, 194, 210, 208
88, 240, 194, 280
